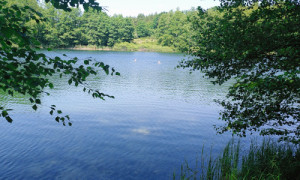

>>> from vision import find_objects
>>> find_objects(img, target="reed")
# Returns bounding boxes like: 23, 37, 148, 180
174, 138, 300, 180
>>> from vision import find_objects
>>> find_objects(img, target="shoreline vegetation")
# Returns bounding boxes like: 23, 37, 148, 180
24, 1, 196, 54
175, 138, 300, 180
59, 38, 178, 53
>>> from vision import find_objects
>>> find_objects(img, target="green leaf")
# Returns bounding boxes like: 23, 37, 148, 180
32, 104, 38, 111
29, 98, 34, 103
5, 116, 13, 123
49, 83, 54, 89
2, 110, 8, 117
57, 110, 62, 114
0, 1, 115, 126
35, 99, 41, 104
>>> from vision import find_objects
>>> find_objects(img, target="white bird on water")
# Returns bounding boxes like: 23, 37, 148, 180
134, 58, 137, 62
157, 60, 161, 64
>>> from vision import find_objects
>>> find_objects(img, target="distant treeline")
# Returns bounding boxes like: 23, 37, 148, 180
8, 0, 200, 52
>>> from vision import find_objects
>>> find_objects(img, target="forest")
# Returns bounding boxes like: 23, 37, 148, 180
7, 0, 198, 52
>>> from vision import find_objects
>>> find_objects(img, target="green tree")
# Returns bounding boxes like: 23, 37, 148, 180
107, 15, 134, 47
134, 13, 153, 38
45, 0, 102, 11
156, 12, 173, 45
33, 2, 135, 49
136, 21, 151, 38
156, 10, 195, 52
55, 8, 82, 47
35, 3, 61, 47
120, 17, 135, 42
0, 0, 118, 125
81, 10, 110, 46
169, 10, 192, 52
180, 1, 300, 142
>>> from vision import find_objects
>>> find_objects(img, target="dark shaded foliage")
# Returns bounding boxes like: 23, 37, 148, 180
180, 0, 300, 142
0, 0, 118, 125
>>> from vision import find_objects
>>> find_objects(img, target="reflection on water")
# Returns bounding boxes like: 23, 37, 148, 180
1, 51, 242, 179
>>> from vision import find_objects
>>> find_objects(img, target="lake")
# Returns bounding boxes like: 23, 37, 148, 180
0, 51, 250, 179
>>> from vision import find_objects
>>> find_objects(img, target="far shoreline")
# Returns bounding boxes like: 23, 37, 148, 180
45, 38, 181, 53
61, 46, 179, 53
38, 38, 183, 53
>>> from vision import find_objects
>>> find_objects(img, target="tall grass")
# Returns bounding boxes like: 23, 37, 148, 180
174, 139, 300, 180
70, 38, 177, 52
113, 38, 176, 53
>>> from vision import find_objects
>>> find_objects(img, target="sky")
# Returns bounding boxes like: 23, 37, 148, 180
98, 0, 220, 17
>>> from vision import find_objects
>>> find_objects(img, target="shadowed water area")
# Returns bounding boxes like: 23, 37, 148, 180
0, 51, 253, 179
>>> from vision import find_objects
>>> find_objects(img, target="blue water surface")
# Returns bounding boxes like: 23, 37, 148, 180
0, 51, 249, 179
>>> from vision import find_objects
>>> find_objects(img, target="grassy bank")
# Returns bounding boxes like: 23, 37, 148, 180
113, 38, 176, 53
69, 38, 177, 53
175, 139, 300, 180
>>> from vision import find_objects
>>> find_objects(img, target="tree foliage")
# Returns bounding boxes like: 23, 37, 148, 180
45, 0, 102, 11
156, 10, 197, 52
34, 5, 135, 48
30, 5, 198, 51
0, 0, 118, 125
180, 1, 300, 142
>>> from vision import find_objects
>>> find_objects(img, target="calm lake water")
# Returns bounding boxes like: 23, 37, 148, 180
0, 51, 252, 179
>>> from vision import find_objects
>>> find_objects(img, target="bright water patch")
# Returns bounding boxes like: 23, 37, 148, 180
0, 51, 253, 179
